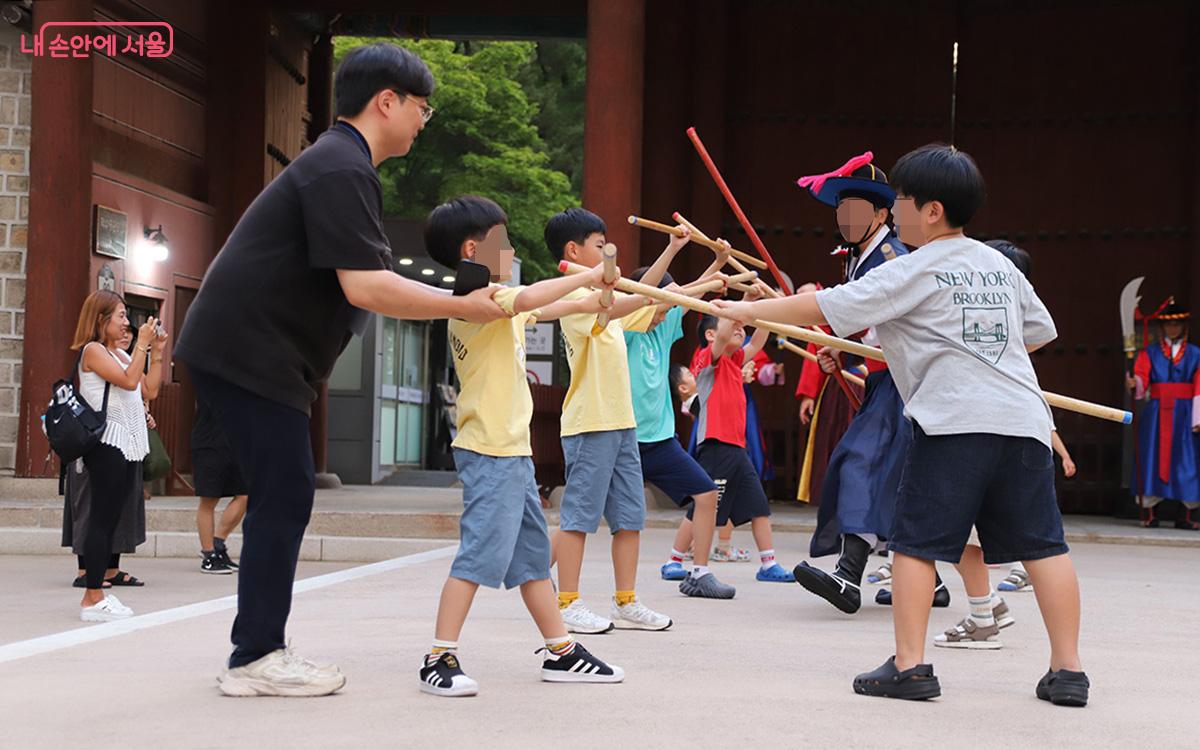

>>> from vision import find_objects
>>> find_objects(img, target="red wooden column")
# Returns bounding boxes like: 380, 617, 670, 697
581, 0, 646, 271
18, 0, 95, 476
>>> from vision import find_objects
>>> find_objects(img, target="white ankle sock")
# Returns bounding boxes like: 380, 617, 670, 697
691, 564, 710, 579
759, 549, 776, 570
968, 595, 995, 627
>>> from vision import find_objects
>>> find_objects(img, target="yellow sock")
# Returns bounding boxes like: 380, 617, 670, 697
558, 591, 579, 610
615, 590, 637, 606
546, 636, 575, 655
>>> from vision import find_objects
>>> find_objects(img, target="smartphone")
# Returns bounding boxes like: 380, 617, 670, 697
452, 260, 491, 296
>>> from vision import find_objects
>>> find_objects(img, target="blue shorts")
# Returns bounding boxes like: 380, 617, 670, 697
560, 428, 646, 533
449, 449, 552, 589
639, 438, 717, 507
888, 423, 1069, 565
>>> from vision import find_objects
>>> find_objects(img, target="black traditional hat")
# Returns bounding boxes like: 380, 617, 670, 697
797, 150, 896, 209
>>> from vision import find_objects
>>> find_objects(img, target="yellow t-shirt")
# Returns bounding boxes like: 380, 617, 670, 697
558, 287, 656, 437
448, 285, 539, 457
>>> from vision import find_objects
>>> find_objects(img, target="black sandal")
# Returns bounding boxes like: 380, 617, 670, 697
105, 571, 145, 587
853, 656, 941, 700
72, 575, 111, 589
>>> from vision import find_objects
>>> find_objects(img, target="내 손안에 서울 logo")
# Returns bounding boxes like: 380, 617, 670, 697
20, 21, 173, 59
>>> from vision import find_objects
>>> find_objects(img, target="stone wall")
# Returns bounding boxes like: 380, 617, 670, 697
0, 25, 31, 473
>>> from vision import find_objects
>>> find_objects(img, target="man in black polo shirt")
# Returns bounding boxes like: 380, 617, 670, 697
176, 43, 507, 697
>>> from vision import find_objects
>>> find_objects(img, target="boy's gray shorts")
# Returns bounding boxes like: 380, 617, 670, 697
449, 449, 551, 589
559, 428, 646, 534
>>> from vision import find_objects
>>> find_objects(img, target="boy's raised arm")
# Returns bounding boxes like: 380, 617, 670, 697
513, 262, 611, 314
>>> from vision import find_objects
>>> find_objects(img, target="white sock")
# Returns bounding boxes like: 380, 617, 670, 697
968, 595, 995, 627
987, 587, 1001, 608
668, 548, 685, 565
691, 564, 710, 579
759, 549, 776, 570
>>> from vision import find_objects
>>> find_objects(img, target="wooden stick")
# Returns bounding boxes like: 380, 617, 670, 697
777, 337, 865, 388
591, 243, 618, 335
559, 260, 1131, 424
729, 281, 757, 294
674, 213, 782, 297
627, 215, 768, 270
678, 278, 726, 297
726, 270, 758, 284
686, 127, 793, 294
676, 211, 862, 410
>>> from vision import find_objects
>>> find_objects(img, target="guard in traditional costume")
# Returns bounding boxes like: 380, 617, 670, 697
1130, 301, 1200, 530
790, 153, 949, 612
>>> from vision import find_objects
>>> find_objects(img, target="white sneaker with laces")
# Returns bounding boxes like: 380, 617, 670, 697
217, 648, 346, 697
610, 597, 672, 631
559, 600, 614, 634
80, 594, 133, 622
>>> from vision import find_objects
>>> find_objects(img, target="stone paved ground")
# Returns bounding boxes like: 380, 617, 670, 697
1, 529, 1193, 749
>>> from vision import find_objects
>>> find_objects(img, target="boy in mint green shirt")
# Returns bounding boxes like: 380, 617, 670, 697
625, 268, 735, 599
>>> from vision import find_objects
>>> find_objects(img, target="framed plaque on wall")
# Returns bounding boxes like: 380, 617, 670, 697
93, 205, 127, 259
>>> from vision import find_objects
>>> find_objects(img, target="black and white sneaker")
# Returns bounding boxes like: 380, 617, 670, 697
539, 643, 624, 683
419, 652, 479, 697
201, 552, 233, 575
217, 549, 239, 571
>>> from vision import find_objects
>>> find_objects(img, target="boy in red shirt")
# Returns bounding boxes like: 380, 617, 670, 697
685, 306, 793, 582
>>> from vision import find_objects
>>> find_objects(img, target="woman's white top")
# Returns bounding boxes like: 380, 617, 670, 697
78, 342, 150, 462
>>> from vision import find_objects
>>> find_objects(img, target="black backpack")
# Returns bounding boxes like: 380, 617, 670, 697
44, 346, 111, 464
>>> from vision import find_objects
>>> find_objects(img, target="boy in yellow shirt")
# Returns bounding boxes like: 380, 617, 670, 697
418, 196, 624, 696
541, 208, 682, 633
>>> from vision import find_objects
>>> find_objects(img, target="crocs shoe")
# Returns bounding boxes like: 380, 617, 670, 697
660, 562, 687, 581
679, 571, 736, 599
853, 656, 941, 701
756, 563, 795, 583
1036, 668, 1090, 707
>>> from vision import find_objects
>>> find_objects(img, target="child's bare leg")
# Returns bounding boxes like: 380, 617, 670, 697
197, 497, 218, 550
216, 494, 248, 540
1023, 554, 1082, 672
689, 490, 719, 566
672, 518, 694, 558
554, 530, 587, 593
433, 577, 480, 643
719, 520, 734, 544
749, 516, 774, 552
892, 552, 937, 670
954, 544, 991, 598
611, 530, 640, 592
520, 578, 569, 640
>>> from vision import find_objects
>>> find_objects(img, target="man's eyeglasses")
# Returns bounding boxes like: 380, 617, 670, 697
392, 90, 435, 124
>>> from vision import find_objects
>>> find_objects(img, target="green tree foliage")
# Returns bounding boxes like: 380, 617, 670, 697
333, 37, 585, 281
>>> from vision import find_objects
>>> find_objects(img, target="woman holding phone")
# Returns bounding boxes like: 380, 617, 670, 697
71, 290, 165, 621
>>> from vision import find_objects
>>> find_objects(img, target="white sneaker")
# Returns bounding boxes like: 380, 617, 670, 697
560, 600, 614, 634
610, 597, 672, 631
80, 594, 133, 622
217, 648, 347, 697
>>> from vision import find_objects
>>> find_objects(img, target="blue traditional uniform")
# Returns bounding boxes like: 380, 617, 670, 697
1132, 306, 1200, 531
809, 227, 911, 556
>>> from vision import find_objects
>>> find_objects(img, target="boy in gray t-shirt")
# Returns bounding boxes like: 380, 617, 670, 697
713, 145, 1088, 707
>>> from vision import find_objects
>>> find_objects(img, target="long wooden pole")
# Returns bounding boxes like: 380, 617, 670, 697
627, 215, 767, 269
674, 211, 862, 409
560, 260, 1132, 424
777, 337, 865, 388
686, 126, 794, 294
